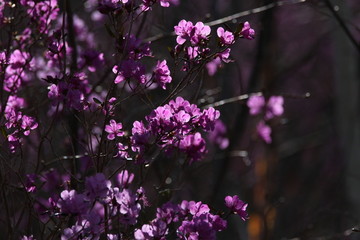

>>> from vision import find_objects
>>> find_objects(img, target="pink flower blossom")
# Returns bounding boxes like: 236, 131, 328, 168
217, 27, 234, 45
257, 121, 272, 143
154, 60, 172, 89
266, 96, 284, 119
240, 21, 255, 40
224, 195, 248, 221
105, 119, 124, 140
174, 20, 194, 45
247, 95, 265, 115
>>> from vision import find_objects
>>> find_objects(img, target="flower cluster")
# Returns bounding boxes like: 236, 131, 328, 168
3, 49, 34, 93
24, 169, 248, 239
173, 19, 255, 75
112, 34, 172, 90
224, 195, 249, 221
247, 95, 284, 143
174, 20, 211, 67
174, 20, 211, 46
141, 0, 180, 11
3, 95, 38, 152
55, 171, 145, 239
21, 0, 59, 34
206, 22, 255, 76
135, 200, 227, 240
47, 72, 91, 111
131, 96, 220, 163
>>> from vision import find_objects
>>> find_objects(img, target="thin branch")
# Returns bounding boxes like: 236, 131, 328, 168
144, 0, 307, 42
202, 92, 262, 109
205, 0, 306, 27
324, 0, 360, 53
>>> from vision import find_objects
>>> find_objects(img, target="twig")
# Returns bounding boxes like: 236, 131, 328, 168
144, 0, 307, 42
323, 0, 360, 53
202, 92, 262, 109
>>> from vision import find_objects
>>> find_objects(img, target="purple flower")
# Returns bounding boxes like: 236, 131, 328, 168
116, 142, 130, 159
21, 115, 38, 136
85, 173, 111, 200
5, 109, 21, 129
5, 95, 25, 113
80, 49, 105, 72
257, 121, 272, 143
206, 57, 222, 76
192, 22, 211, 45
134, 219, 168, 240
57, 190, 88, 215
247, 95, 265, 115
240, 21, 255, 40
131, 120, 153, 153
179, 133, 207, 163
114, 188, 142, 225
247, 95, 284, 119
84, 202, 105, 234
207, 120, 229, 149
140, 0, 178, 10
9, 50, 31, 69
200, 107, 220, 131
7, 131, 20, 153
159, 0, 170, 7
266, 96, 284, 119
156, 202, 181, 224
107, 234, 119, 240
27, 0, 59, 34
186, 46, 200, 60
47, 72, 90, 111
61, 222, 87, 240
148, 106, 174, 131
224, 195, 249, 221
174, 20, 194, 45
105, 119, 124, 140
117, 170, 134, 188
131, 97, 219, 163
217, 27, 234, 45
205, 48, 232, 76
174, 20, 210, 46
113, 60, 146, 84
119, 34, 152, 60
154, 60, 172, 89
177, 211, 226, 240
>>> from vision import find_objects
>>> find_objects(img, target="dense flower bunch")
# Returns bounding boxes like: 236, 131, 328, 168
3, 95, 38, 151
247, 95, 284, 143
54, 171, 145, 239
0, 0, 263, 239
47, 72, 91, 111
135, 200, 227, 240
22, 170, 248, 239
130, 96, 220, 163
173, 19, 255, 75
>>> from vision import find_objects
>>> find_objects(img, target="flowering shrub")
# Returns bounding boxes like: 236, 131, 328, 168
0, 0, 295, 239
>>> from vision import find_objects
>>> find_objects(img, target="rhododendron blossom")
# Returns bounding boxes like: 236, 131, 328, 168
247, 95, 284, 143
105, 119, 125, 140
